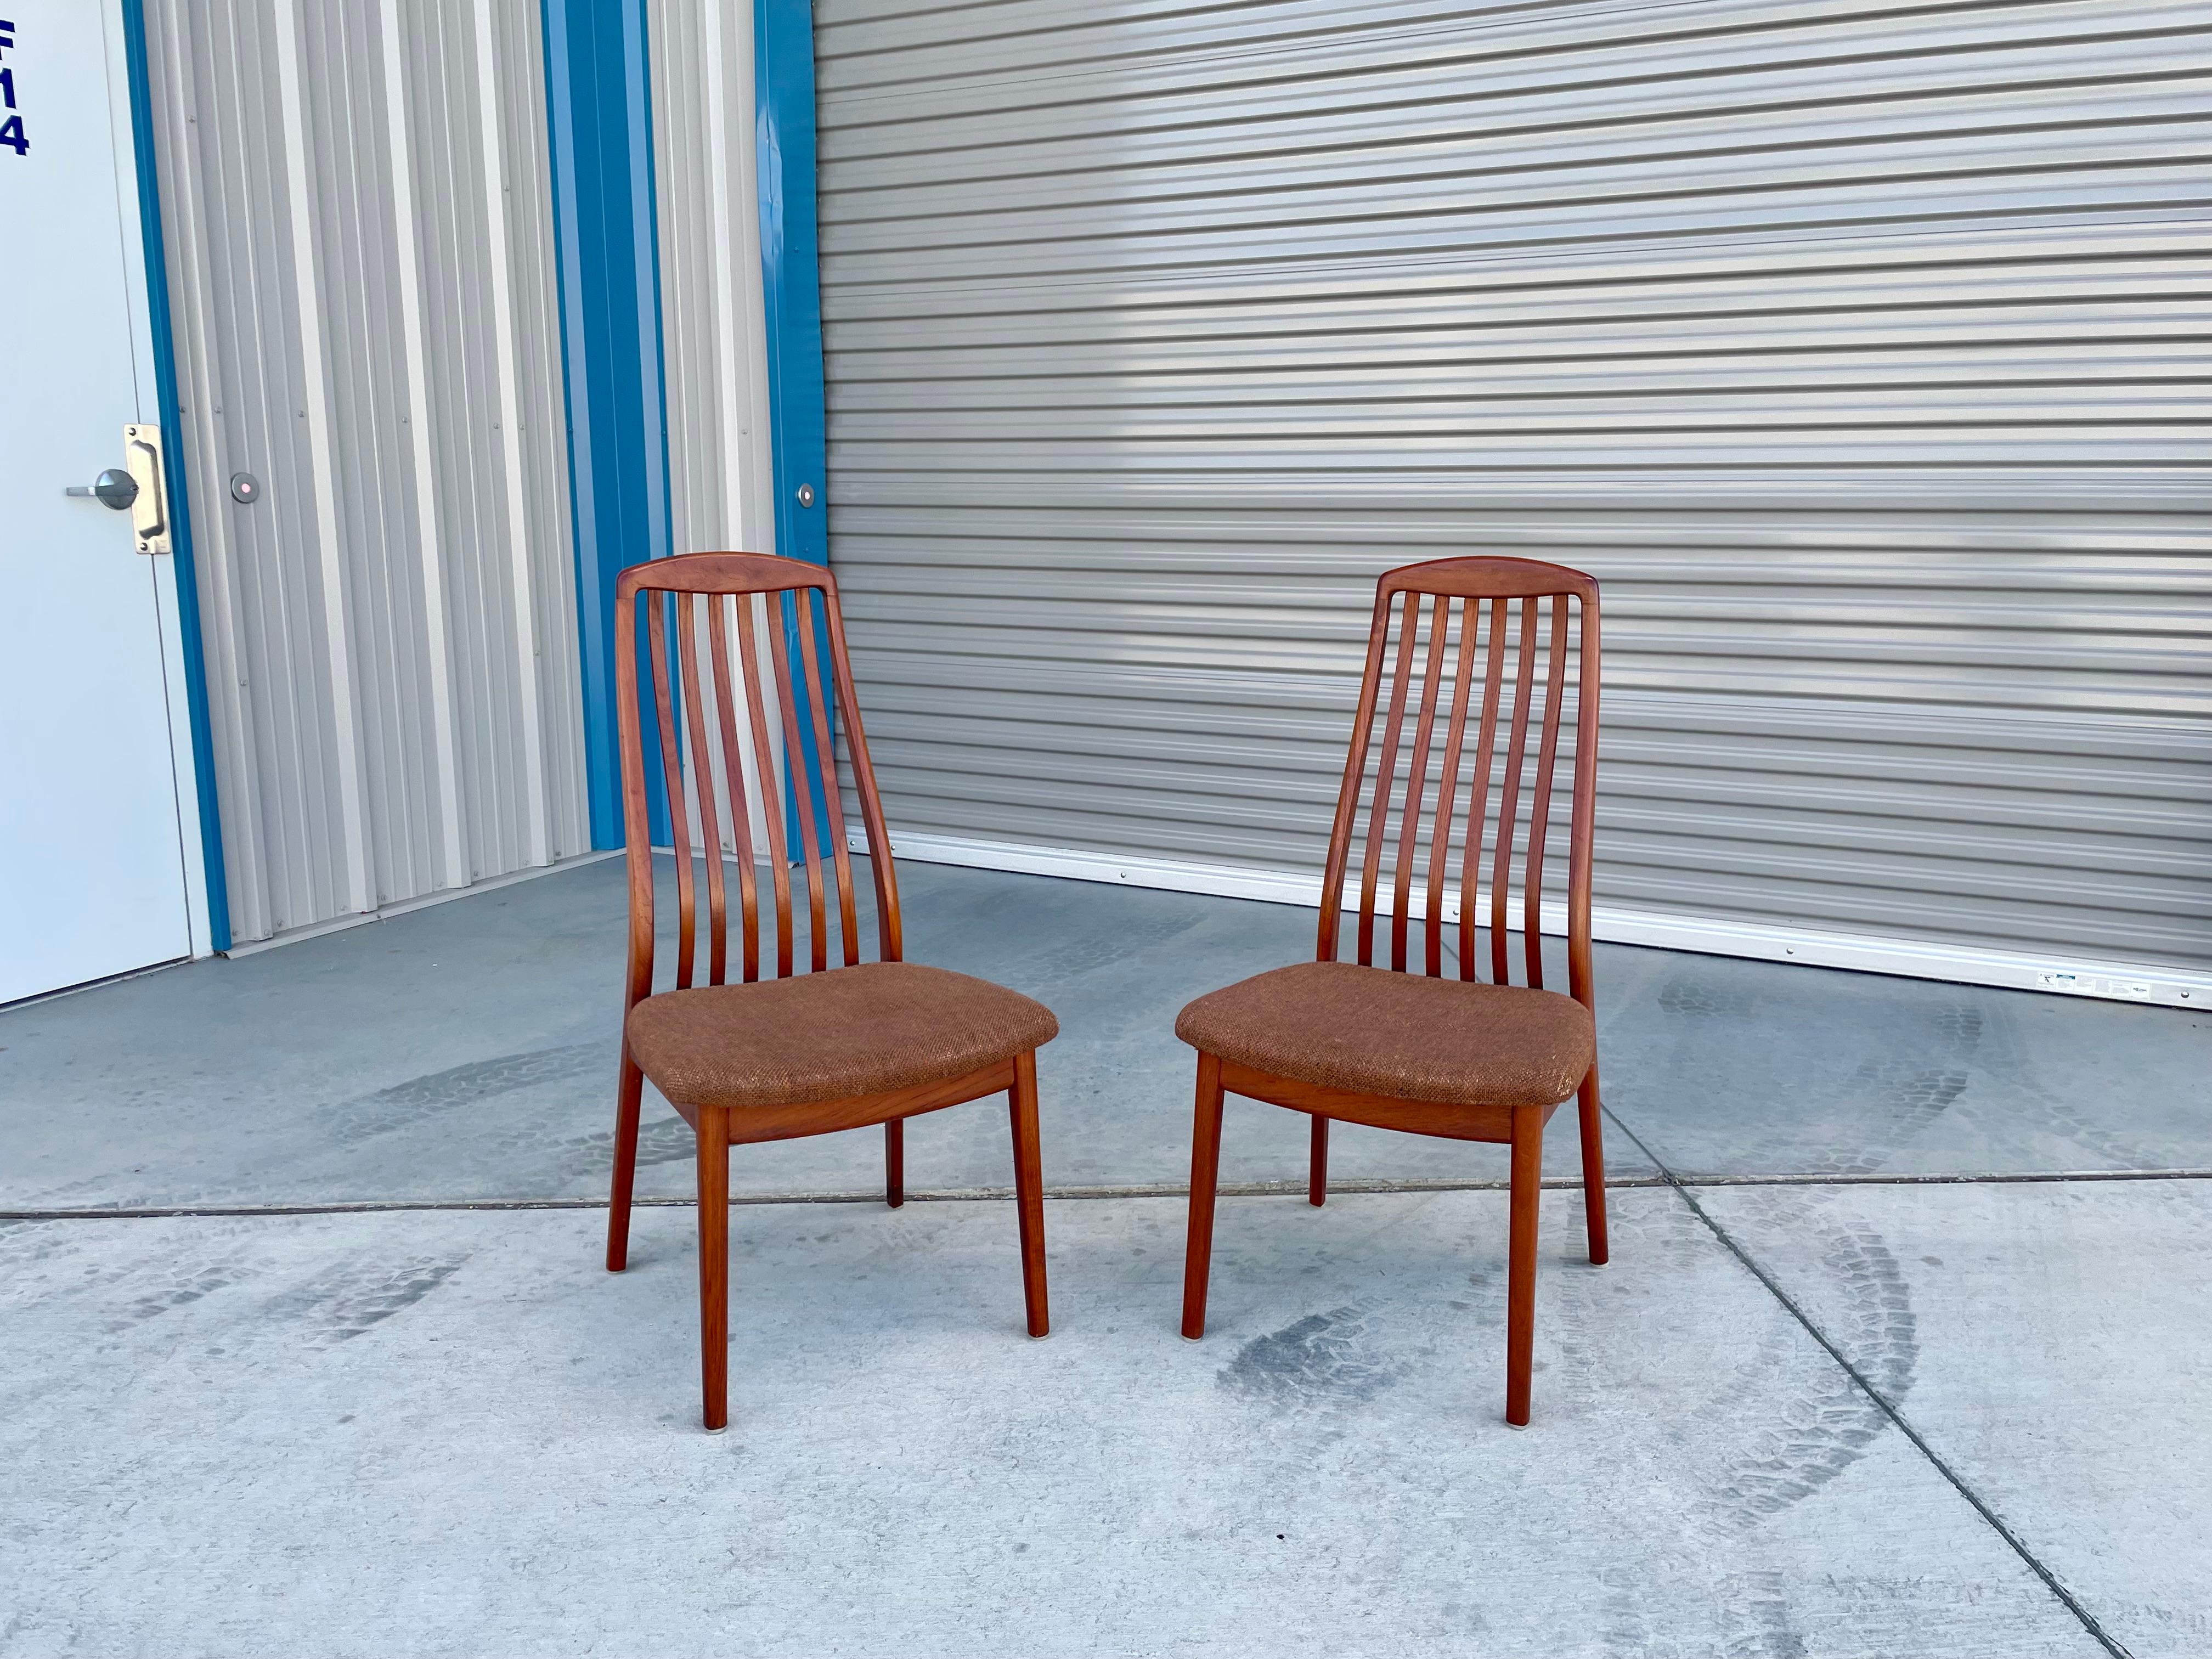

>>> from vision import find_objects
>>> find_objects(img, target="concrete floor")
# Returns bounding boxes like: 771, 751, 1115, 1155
2, 857, 2209, 1656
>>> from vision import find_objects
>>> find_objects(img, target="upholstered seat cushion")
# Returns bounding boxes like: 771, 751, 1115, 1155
1175, 960, 1594, 1108
626, 961, 1057, 1110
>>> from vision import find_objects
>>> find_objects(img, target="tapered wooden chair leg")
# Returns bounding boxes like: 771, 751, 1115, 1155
1576, 1070, 1609, 1266
606, 1047, 645, 1272
1505, 1104, 1543, 1427
696, 1105, 731, 1432
885, 1117, 906, 1209
1308, 1115, 1330, 1207
1181, 1052, 1226, 1339
1008, 1052, 1049, 1338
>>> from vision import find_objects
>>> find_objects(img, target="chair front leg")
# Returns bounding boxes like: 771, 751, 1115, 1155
696, 1104, 731, 1432
605, 1045, 645, 1272
885, 1117, 906, 1209
1180, 1052, 1226, 1339
1505, 1103, 1543, 1427
1308, 1114, 1330, 1207
1008, 1051, 1049, 1338
1577, 1066, 1609, 1267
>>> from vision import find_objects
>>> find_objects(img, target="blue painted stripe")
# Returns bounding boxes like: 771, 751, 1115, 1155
540, 0, 674, 850
120, 0, 232, 953
754, 0, 827, 574
755, 0, 834, 853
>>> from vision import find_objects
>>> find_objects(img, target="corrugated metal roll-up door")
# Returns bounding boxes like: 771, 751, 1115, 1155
812, 0, 2212, 1003
143, 0, 589, 946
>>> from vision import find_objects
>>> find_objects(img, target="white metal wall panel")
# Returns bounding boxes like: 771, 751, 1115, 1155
143, 0, 589, 944
812, 0, 2212, 996
648, 0, 776, 566
648, 0, 787, 854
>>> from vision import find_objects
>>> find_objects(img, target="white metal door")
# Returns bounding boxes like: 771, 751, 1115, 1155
0, 1, 194, 1002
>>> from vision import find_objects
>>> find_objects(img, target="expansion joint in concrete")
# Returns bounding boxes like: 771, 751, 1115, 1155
1600, 1108, 2136, 1659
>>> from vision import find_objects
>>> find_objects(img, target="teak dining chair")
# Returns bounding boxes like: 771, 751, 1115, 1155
1174, 556, 1607, 1426
605, 551, 1057, 1431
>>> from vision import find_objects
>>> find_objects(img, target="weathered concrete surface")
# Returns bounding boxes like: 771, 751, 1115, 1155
0, 1190, 2103, 1658
3, 859, 2204, 1213
1599, 951, 2212, 1180
1702, 1178, 2212, 1659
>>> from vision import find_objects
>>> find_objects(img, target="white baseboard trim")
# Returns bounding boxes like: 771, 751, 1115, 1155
867, 830, 2207, 1011
223, 850, 622, 956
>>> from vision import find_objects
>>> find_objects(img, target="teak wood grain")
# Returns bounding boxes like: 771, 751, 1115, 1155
606, 551, 1050, 1431
1180, 556, 1610, 1426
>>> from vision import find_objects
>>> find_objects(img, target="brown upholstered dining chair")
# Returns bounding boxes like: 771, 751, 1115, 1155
605, 551, 1057, 1431
1175, 556, 1607, 1426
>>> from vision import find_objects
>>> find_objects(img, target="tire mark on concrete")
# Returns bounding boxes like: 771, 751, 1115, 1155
1656, 977, 1986, 1177
260, 1256, 466, 1346
560, 1113, 698, 1177
1218, 1304, 1400, 1417
1717, 1569, 1810, 1658
105, 1256, 251, 1335
320, 1043, 605, 1148
1702, 1205, 1917, 1532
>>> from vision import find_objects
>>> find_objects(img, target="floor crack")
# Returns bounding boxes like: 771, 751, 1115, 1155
1600, 1105, 2134, 1659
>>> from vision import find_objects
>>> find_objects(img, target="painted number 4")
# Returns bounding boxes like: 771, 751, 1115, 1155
0, 19, 21, 158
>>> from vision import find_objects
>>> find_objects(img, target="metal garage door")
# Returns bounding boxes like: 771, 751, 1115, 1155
812, 0, 2211, 1001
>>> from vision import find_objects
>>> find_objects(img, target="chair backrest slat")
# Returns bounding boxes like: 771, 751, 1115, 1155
797, 589, 862, 968
614, 553, 904, 1015
1318, 558, 1600, 1007
674, 592, 728, 987
1522, 596, 1571, 990
1423, 596, 1479, 979
731, 589, 795, 978
1457, 596, 1508, 984
703, 594, 761, 983
1489, 596, 1539, 988
1355, 590, 1419, 968
819, 583, 905, 962
1390, 594, 1452, 973
765, 599, 830, 974
645, 591, 697, 991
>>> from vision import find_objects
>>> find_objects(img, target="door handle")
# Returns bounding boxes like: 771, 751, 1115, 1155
65, 469, 140, 510
123, 424, 170, 556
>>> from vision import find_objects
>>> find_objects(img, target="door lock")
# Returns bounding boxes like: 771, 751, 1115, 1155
67, 428, 171, 554
65, 469, 139, 510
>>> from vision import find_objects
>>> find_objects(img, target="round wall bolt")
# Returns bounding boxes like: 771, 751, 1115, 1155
231, 472, 261, 504
795, 482, 816, 507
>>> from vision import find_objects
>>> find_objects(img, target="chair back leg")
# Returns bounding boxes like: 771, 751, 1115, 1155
605, 1047, 645, 1272
885, 1118, 906, 1209
1308, 1115, 1330, 1206
1008, 1051, 1050, 1337
696, 1104, 731, 1431
1505, 1103, 1544, 1426
1577, 1070, 1610, 1266
1180, 1052, 1227, 1339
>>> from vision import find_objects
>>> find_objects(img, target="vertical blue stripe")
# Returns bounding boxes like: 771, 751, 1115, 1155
121, 0, 232, 952
755, 0, 833, 851
540, 0, 673, 849
753, 0, 827, 573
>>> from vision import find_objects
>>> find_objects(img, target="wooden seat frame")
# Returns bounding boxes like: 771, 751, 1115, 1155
605, 552, 1048, 1432
1178, 556, 1609, 1426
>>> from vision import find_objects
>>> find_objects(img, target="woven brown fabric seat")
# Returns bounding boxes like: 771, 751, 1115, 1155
627, 961, 1058, 1111
1176, 960, 1594, 1109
